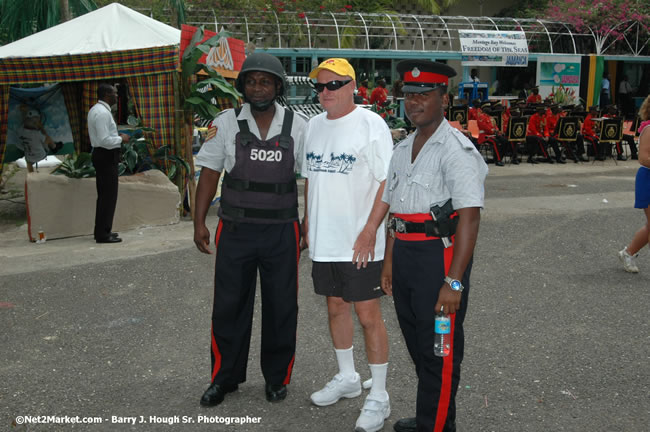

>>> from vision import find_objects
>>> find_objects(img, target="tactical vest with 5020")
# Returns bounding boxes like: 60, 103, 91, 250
218, 108, 298, 224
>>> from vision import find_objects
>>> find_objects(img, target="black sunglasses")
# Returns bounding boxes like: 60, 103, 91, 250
312, 79, 352, 93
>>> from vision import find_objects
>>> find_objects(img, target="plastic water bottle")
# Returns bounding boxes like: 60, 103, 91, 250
36, 226, 46, 244
434, 312, 450, 357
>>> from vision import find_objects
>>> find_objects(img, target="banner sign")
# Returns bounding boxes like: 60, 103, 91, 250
536, 56, 581, 102
4, 84, 74, 164
180, 25, 245, 79
459, 30, 528, 67
539, 57, 581, 87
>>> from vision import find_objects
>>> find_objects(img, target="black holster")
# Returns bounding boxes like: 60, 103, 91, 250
430, 199, 458, 237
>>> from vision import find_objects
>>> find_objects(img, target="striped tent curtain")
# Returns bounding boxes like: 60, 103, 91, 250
81, 81, 100, 153
127, 72, 176, 153
0, 47, 179, 86
0, 85, 11, 171
61, 83, 83, 154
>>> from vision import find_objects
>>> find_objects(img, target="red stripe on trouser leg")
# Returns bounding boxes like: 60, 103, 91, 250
538, 141, 548, 158
585, 136, 598, 155
293, 220, 300, 294
283, 355, 296, 385
490, 139, 501, 160
210, 219, 224, 382
214, 219, 223, 255
282, 221, 301, 385
433, 242, 455, 432
210, 324, 222, 382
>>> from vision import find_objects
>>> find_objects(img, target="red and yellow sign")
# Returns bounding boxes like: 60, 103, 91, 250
180, 25, 245, 79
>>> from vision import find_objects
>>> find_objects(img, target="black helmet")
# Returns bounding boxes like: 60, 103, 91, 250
236, 52, 286, 96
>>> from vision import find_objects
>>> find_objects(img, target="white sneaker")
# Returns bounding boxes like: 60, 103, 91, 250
355, 393, 390, 432
618, 247, 639, 273
310, 373, 361, 406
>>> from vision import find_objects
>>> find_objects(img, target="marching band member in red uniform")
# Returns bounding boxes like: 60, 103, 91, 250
477, 102, 513, 166
604, 105, 630, 161
526, 87, 542, 104
583, 106, 605, 160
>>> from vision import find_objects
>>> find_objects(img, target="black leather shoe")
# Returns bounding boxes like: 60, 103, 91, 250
511, 158, 520, 165
110, 232, 119, 239
556, 158, 566, 164
393, 416, 456, 432
200, 382, 238, 407
495, 160, 505, 167
265, 383, 287, 402
579, 155, 589, 161
527, 157, 539, 164
96, 236, 122, 244
393, 417, 416, 432
617, 154, 627, 161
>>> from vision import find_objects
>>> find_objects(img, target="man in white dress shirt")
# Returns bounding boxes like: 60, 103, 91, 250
88, 83, 130, 244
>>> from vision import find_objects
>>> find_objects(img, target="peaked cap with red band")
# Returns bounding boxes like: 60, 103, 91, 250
397, 59, 457, 94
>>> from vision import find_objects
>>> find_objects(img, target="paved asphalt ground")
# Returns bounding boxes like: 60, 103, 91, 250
1, 160, 649, 431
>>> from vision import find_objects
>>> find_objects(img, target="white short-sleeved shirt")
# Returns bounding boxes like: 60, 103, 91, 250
382, 119, 488, 213
88, 101, 122, 150
195, 102, 306, 173
302, 107, 393, 262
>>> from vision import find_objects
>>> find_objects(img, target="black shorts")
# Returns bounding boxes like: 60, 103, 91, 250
311, 261, 384, 302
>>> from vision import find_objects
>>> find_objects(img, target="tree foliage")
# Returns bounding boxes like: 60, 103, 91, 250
0, 0, 97, 44
544, 0, 650, 33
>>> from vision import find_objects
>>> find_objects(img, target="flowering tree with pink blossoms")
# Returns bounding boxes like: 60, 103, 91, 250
543, 0, 650, 55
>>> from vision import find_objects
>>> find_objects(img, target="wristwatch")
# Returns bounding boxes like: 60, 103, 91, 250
444, 276, 464, 292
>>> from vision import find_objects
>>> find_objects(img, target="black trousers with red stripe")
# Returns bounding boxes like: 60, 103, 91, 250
210, 219, 300, 387
392, 237, 472, 432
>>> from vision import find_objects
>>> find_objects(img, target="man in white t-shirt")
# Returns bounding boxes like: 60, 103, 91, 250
301, 58, 393, 432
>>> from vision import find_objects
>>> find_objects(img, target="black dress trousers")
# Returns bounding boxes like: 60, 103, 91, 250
91, 147, 120, 241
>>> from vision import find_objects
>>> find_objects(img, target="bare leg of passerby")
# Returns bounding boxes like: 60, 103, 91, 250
354, 298, 390, 432
354, 299, 388, 365
327, 296, 355, 349
310, 297, 362, 407
627, 208, 650, 255
619, 208, 650, 273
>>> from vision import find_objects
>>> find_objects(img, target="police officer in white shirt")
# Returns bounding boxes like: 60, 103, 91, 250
381, 60, 488, 432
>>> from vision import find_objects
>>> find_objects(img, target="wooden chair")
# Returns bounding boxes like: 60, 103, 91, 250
467, 120, 480, 141
467, 119, 489, 159
448, 121, 464, 131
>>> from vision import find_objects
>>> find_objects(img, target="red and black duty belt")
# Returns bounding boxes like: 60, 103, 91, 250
391, 212, 457, 242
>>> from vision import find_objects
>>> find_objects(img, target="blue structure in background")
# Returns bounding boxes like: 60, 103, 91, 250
459, 82, 489, 101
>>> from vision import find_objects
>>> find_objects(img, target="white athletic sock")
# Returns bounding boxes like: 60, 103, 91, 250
368, 363, 388, 400
335, 346, 356, 379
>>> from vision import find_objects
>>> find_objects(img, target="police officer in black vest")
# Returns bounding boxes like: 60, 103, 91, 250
193, 53, 307, 407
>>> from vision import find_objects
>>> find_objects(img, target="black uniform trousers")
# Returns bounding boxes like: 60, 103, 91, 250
392, 237, 472, 432
526, 136, 563, 161
485, 135, 513, 162
91, 147, 120, 241
621, 135, 638, 158
210, 219, 300, 387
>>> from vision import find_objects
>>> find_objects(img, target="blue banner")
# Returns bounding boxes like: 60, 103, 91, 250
5, 85, 74, 164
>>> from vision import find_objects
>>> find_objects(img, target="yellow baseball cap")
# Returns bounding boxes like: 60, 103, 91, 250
309, 58, 356, 80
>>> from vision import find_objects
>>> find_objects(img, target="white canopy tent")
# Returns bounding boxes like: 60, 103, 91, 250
0, 2, 180, 58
